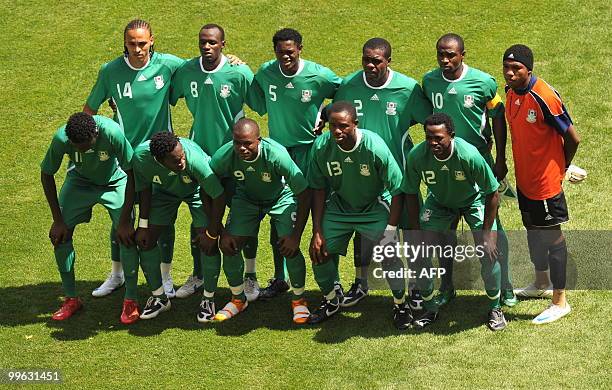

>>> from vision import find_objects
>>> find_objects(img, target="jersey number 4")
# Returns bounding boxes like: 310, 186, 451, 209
116, 82, 133, 99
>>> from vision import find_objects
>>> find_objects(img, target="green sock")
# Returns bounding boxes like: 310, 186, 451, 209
223, 253, 245, 288
269, 222, 286, 280
120, 244, 139, 300
190, 226, 203, 279
158, 224, 175, 265
55, 241, 77, 297
110, 227, 120, 262
313, 254, 338, 296
286, 252, 306, 298
486, 290, 502, 310
139, 245, 163, 291
480, 255, 501, 310
497, 224, 513, 290
201, 251, 221, 294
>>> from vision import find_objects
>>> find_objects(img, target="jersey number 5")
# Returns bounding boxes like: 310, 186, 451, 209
116, 82, 133, 99
269, 85, 277, 101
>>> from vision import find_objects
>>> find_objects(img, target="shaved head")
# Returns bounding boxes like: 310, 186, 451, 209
233, 118, 260, 137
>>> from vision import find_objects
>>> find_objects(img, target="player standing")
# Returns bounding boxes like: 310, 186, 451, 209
503, 44, 580, 323
131, 133, 225, 321
83, 19, 184, 299
403, 113, 506, 331
422, 33, 515, 307
250, 28, 342, 298
307, 102, 409, 329
330, 37, 431, 308
170, 24, 263, 301
209, 119, 311, 323
41, 113, 140, 323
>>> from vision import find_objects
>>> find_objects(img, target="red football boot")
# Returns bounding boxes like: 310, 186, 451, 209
120, 299, 140, 324
51, 297, 83, 321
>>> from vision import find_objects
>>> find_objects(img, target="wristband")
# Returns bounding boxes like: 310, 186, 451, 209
386, 224, 397, 231
138, 218, 149, 228
205, 230, 219, 240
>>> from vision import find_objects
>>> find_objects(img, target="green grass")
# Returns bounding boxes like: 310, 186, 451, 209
0, 0, 610, 388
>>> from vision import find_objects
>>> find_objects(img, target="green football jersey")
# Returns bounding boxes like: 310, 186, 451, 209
133, 138, 223, 199
210, 138, 308, 204
170, 55, 258, 155
334, 69, 432, 167
41, 115, 133, 185
252, 59, 342, 147
85, 52, 185, 146
422, 65, 503, 154
403, 137, 499, 209
308, 129, 403, 213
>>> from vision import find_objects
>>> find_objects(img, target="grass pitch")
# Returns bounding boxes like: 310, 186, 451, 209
0, 0, 610, 388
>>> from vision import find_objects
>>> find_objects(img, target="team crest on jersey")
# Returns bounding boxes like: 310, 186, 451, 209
220, 84, 231, 98
526, 109, 537, 123
98, 151, 109, 161
301, 90, 312, 103
421, 209, 432, 222
261, 172, 272, 182
385, 102, 397, 116
463, 95, 474, 108
359, 164, 371, 176
454, 170, 466, 181
182, 175, 193, 184
154, 75, 165, 89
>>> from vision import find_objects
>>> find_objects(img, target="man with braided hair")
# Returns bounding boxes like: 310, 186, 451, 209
41, 112, 141, 323
84, 19, 185, 299
130, 132, 225, 321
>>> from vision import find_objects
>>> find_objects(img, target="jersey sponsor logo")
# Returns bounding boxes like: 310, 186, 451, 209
246, 166, 255, 172
137, 74, 147, 82
448, 87, 457, 95
152, 175, 162, 184
385, 102, 397, 116
98, 151, 109, 161
463, 95, 474, 108
344, 156, 353, 163
181, 175, 193, 184
301, 90, 312, 103
370, 94, 379, 101
220, 84, 231, 98
154, 75, 165, 90
421, 208, 432, 222
515, 98, 521, 106
359, 164, 371, 176
261, 172, 271, 182
204, 78, 213, 85
526, 109, 537, 123
285, 82, 294, 89
454, 170, 466, 181
440, 165, 449, 171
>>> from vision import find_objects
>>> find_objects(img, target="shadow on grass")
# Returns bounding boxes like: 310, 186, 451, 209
0, 282, 535, 343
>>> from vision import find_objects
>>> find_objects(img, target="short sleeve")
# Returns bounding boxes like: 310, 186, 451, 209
40, 130, 67, 175
85, 64, 109, 111
306, 142, 327, 189
404, 83, 433, 126
274, 147, 308, 195
401, 148, 422, 195
191, 152, 224, 198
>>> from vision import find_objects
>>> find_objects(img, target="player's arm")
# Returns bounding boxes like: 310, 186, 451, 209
401, 150, 422, 230
134, 183, 153, 249
491, 103, 508, 180
562, 124, 580, 167
482, 190, 500, 261
309, 188, 328, 264
41, 172, 69, 247
405, 194, 421, 230
278, 188, 311, 258
84, 64, 110, 116
116, 169, 136, 247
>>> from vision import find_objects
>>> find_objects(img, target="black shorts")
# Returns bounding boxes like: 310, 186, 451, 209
517, 188, 569, 227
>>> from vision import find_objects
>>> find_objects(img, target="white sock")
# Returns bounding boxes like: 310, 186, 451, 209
293, 287, 305, 296
203, 290, 215, 299
160, 262, 172, 275
325, 290, 337, 300
245, 258, 256, 274
152, 286, 164, 296
393, 296, 405, 305
111, 261, 123, 275
230, 284, 244, 296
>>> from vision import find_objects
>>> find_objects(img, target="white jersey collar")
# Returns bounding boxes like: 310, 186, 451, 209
279, 59, 305, 78
337, 128, 362, 153
442, 64, 469, 83
434, 139, 455, 162
243, 142, 262, 163
123, 55, 152, 71
362, 69, 395, 89
200, 54, 227, 73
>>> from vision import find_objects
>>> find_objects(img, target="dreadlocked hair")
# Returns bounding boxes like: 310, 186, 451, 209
123, 19, 154, 57
66, 112, 97, 143
150, 132, 179, 160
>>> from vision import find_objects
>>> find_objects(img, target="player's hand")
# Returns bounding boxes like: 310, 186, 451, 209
565, 164, 587, 184
135, 227, 152, 250
486, 138, 494, 153
379, 226, 398, 247
482, 230, 499, 262
194, 229, 219, 256
49, 220, 70, 247
219, 232, 239, 256
226, 54, 245, 65
116, 221, 135, 247
494, 159, 508, 181
107, 98, 117, 113
309, 231, 328, 264
278, 233, 300, 258
313, 120, 326, 136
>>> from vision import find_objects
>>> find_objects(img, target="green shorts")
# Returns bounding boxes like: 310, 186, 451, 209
149, 188, 208, 228
226, 187, 296, 237
420, 194, 497, 232
323, 196, 390, 255
286, 143, 312, 177
59, 173, 126, 229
